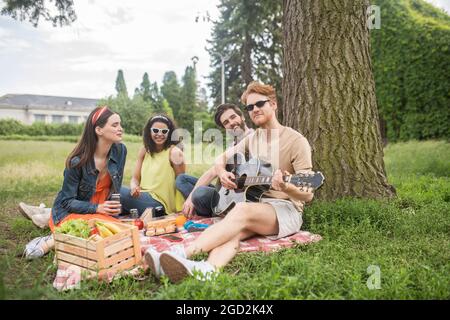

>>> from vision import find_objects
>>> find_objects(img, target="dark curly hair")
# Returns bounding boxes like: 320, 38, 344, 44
214, 103, 244, 128
142, 114, 177, 156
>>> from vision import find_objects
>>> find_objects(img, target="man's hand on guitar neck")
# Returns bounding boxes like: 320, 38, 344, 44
271, 169, 290, 192
272, 169, 314, 202
218, 169, 237, 190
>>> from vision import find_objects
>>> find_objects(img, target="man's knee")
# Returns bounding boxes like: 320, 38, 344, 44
227, 203, 252, 225
175, 173, 188, 187
191, 186, 217, 217
119, 187, 131, 200
191, 186, 212, 204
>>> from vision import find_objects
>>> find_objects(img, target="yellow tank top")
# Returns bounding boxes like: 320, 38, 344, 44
140, 147, 184, 213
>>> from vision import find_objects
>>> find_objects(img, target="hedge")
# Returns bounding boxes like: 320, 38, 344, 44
371, 0, 450, 141
0, 119, 84, 136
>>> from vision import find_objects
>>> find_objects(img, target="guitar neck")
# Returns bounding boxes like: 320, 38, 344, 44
244, 175, 289, 186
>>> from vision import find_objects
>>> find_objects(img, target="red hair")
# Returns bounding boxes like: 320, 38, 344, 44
241, 81, 277, 104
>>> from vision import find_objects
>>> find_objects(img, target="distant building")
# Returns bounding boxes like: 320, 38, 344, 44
0, 94, 99, 125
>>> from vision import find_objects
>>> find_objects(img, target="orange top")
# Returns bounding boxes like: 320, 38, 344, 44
90, 172, 112, 205
49, 173, 119, 232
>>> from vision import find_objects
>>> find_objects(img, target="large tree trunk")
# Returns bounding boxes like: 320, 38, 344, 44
282, 0, 395, 200
241, 29, 254, 86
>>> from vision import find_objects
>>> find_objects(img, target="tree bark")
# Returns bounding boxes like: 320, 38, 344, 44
241, 29, 254, 86
282, 0, 395, 200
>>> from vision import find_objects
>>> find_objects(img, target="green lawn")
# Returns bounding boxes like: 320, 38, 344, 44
0, 139, 448, 299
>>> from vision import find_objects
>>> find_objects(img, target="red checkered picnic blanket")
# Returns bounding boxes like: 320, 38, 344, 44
53, 217, 322, 291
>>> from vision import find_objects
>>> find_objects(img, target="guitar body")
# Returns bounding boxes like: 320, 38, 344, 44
213, 157, 325, 217
214, 157, 273, 217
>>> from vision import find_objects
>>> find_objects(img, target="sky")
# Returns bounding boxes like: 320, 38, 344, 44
0, 0, 220, 99
0, 0, 449, 101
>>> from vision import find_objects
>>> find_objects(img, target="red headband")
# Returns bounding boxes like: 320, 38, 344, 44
91, 106, 107, 125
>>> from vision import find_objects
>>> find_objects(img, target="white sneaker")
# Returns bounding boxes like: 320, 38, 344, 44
144, 244, 186, 279
18, 202, 50, 228
30, 212, 51, 229
159, 251, 216, 283
23, 234, 53, 259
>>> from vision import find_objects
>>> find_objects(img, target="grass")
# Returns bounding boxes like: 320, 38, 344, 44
0, 140, 449, 299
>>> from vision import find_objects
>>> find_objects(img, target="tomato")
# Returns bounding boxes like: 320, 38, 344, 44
89, 227, 99, 236
134, 219, 144, 230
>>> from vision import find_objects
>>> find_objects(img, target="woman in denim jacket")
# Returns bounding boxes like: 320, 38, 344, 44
21, 106, 127, 258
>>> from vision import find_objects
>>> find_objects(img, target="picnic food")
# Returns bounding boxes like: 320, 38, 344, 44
175, 215, 187, 227
165, 224, 176, 233
101, 221, 121, 234
95, 221, 122, 238
89, 227, 99, 237
96, 223, 113, 238
55, 219, 90, 239
134, 219, 144, 230
144, 214, 177, 236
55, 219, 124, 239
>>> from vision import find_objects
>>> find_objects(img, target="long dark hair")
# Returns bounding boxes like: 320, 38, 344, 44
66, 106, 116, 168
143, 114, 177, 156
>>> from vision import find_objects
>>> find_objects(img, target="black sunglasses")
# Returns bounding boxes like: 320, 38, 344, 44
245, 100, 270, 112
151, 128, 170, 135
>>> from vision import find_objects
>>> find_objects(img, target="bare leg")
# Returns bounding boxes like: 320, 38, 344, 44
185, 202, 279, 258
206, 229, 255, 269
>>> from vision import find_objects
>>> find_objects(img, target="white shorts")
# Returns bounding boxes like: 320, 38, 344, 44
260, 198, 303, 240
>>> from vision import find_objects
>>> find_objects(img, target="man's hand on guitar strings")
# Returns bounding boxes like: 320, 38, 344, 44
218, 170, 237, 190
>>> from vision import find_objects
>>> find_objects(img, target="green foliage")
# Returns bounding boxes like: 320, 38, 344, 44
161, 71, 182, 120
138, 72, 152, 102
0, 0, 76, 27
0, 135, 79, 142
115, 69, 129, 99
0, 119, 22, 135
208, 0, 449, 141
207, 0, 283, 107
179, 66, 198, 130
118, 67, 214, 135
0, 119, 83, 136
0, 134, 141, 143
159, 99, 174, 119
148, 82, 164, 113
135, 72, 171, 115
371, 0, 450, 142
99, 95, 153, 136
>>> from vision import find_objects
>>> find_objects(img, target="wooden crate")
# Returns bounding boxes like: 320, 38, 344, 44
54, 219, 142, 278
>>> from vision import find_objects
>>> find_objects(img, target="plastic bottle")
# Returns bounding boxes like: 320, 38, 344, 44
130, 208, 139, 219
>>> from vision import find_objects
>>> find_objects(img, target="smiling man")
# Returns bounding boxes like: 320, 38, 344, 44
178, 103, 254, 217
148, 81, 316, 283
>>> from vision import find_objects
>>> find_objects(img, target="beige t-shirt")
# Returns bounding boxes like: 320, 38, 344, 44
234, 126, 313, 212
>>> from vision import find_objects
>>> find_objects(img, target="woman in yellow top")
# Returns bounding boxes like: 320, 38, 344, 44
120, 115, 197, 217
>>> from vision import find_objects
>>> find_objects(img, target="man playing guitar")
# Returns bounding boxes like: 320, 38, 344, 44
150, 82, 317, 283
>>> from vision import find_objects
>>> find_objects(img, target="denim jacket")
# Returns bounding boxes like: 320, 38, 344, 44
52, 143, 127, 225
